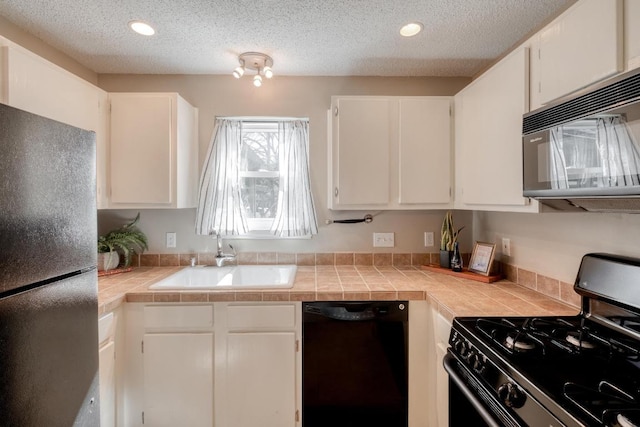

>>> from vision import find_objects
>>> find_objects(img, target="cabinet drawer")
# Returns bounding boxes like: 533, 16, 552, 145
98, 312, 115, 346
227, 304, 296, 331
144, 305, 213, 329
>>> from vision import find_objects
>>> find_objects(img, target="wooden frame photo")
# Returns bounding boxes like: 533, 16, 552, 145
468, 242, 496, 276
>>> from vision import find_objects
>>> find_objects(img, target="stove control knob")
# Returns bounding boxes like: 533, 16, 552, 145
497, 382, 526, 408
464, 349, 477, 364
466, 351, 485, 373
453, 339, 467, 355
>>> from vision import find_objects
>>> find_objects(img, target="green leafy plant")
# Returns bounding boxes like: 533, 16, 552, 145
97, 213, 148, 268
440, 211, 464, 252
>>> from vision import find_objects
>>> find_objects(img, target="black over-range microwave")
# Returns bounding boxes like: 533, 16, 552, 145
523, 68, 640, 212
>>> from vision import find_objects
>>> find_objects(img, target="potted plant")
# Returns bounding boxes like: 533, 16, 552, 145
440, 211, 464, 268
97, 213, 148, 271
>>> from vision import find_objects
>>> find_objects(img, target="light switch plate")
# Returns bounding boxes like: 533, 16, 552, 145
373, 232, 395, 248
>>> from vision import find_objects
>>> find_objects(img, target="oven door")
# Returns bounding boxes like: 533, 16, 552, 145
443, 353, 518, 427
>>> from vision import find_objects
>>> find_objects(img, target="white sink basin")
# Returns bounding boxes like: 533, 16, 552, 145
149, 265, 297, 290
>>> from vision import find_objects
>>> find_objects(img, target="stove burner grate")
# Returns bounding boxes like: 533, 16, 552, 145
475, 318, 546, 356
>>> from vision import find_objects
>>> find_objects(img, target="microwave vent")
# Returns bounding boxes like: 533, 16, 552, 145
523, 71, 640, 134
542, 197, 640, 213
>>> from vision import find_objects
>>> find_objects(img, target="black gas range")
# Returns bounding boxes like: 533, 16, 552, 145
444, 253, 640, 427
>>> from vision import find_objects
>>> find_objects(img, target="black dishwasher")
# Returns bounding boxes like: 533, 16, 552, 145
302, 301, 408, 427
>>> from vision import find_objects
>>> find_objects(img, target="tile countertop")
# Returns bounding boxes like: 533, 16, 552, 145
98, 266, 580, 321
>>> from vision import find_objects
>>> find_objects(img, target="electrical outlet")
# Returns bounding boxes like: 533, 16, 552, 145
166, 232, 177, 248
501, 238, 511, 257
373, 232, 395, 248
424, 231, 434, 247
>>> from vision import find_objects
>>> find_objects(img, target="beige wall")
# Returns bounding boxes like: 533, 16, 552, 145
0, 15, 97, 84
97, 74, 472, 255
474, 211, 640, 284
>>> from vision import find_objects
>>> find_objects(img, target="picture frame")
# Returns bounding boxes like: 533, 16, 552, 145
468, 242, 496, 276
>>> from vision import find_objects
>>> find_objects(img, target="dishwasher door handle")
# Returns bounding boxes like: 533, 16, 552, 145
443, 353, 503, 427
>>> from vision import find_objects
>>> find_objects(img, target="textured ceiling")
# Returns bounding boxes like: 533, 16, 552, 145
0, 0, 573, 77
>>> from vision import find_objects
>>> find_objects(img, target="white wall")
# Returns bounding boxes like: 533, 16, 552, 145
474, 210, 640, 283
97, 74, 472, 254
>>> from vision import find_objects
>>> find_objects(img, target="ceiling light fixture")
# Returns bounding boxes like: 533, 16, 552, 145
400, 22, 423, 37
129, 20, 155, 36
232, 52, 274, 87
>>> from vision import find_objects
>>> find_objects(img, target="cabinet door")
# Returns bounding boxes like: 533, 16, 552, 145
435, 343, 449, 427
3, 44, 100, 131
538, 0, 622, 104
331, 97, 391, 207
625, 0, 640, 71
143, 333, 214, 427
455, 48, 535, 211
398, 97, 451, 205
110, 94, 173, 205
223, 331, 297, 427
99, 341, 116, 427
96, 89, 110, 209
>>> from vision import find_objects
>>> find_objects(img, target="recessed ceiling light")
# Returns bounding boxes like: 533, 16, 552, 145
400, 22, 423, 37
129, 20, 155, 36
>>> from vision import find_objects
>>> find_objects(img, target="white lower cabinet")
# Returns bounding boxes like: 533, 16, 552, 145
214, 302, 301, 427
99, 312, 117, 427
432, 309, 452, 427
122, 302, 300, 427
142, 333, 214, 427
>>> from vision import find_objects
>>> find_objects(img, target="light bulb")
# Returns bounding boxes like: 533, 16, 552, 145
263, 66, 273, 79
400, 22, 423, 37
232, 66, 245, 79
253, 74, 263, 87
129, 21, 155, 36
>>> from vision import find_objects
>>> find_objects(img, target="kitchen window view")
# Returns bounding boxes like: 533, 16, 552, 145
240, 121, 280, 231
195, 118, 318, 238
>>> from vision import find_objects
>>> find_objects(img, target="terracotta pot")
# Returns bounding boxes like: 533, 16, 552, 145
98, 251, 120, 271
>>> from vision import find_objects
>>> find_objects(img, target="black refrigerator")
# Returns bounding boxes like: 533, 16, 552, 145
0, 103, 100, 426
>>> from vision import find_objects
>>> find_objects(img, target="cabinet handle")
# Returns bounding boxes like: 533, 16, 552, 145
334, 107, 338, 117
334, 187, 339, 197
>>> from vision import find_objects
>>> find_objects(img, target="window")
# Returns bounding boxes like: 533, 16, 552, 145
195, 118, 318, 238
240, 122, 280, 231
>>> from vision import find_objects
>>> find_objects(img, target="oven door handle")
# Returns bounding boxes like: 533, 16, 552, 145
443, 353, 502, 427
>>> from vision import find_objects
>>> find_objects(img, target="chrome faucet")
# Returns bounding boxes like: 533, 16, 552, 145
214, 233, 236, 267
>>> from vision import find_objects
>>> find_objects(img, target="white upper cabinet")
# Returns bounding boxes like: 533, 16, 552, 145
329, 97, 391, 208
625, 0, 640, 71
0, 39, 109, 209
534, 0, 623, 106
454, 48, 537, 212
108, 93, 199, 209
1, 43, 103, 132
398, 97, 452, 205
329, 96, 452, 210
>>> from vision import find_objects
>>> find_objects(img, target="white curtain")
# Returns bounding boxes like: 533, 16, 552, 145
271, 120, 318, 237
595, 116, 640, 187
195, 119, 248, 236
195, 118, 318, 238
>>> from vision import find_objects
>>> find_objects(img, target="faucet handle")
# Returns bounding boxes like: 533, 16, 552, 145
228, 243, 237, 256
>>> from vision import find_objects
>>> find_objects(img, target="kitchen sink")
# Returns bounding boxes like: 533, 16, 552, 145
148, 265, 297, 290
